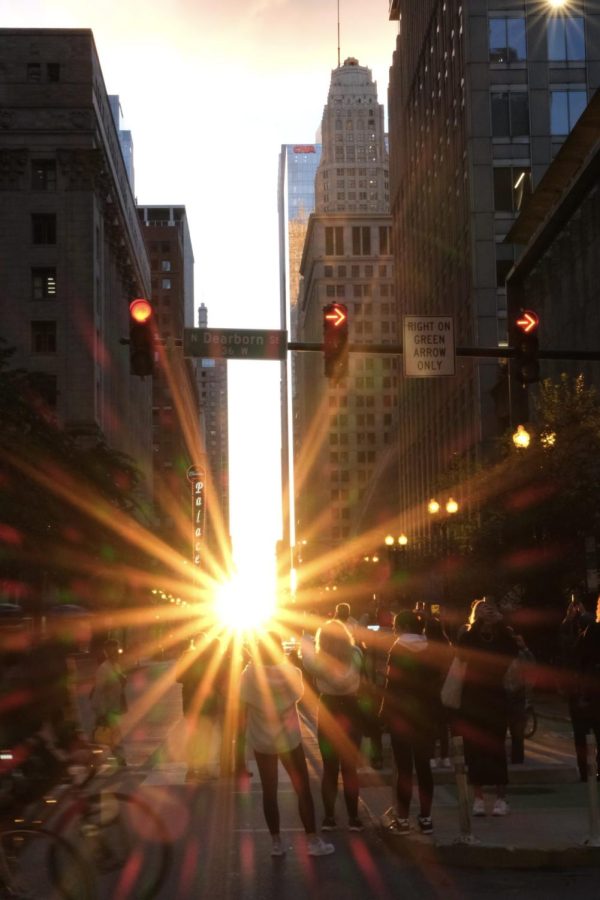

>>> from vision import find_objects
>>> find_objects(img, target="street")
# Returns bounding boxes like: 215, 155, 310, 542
67, 661, 600, 900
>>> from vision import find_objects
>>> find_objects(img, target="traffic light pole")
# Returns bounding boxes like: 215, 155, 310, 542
288, 342, 600, 360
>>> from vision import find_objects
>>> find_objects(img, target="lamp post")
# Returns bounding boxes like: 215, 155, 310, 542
427, 498, 460, 601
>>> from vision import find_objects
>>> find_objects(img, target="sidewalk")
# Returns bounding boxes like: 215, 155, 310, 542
356, 777, 600, 869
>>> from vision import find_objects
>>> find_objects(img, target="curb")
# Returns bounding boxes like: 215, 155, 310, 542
379, 829, 600, 869
358, 764, 578, 788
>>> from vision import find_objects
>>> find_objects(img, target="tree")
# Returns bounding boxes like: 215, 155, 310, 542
471, 374, 600, 606
0, 342, 148, 613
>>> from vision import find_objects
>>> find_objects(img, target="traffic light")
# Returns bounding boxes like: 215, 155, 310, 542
323, 302, 348, 380
514, 309, 540, 385
129, 298, 154, 377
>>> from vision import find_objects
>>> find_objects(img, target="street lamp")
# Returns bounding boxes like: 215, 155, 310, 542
512, 424, 531, 449
446, 498, 459, 515
398, 533, 408, 546
428, 499, 440, 515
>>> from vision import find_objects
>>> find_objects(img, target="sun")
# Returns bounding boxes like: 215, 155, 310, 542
212, 569, 277, 632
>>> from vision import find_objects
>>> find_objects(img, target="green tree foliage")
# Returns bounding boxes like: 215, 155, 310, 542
471, 374, 600, 597
0, 343, 146, 610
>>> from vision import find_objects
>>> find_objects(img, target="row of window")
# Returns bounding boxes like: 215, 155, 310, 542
26, 62, 61, 83
489, 15, 585, 65
325, 284, 393, 299
324, 225, 392, 256
324, 264, 389, 278
491, 88, 587, 138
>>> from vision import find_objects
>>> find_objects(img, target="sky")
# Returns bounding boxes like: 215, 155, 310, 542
1, 0, 398, 581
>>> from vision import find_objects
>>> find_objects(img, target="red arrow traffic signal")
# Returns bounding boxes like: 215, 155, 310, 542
325, 305, 347, 328
323, 303, 348, 380
516, 310, 539, 333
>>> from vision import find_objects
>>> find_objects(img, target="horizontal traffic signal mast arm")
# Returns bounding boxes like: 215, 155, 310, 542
287, 342, 600, 360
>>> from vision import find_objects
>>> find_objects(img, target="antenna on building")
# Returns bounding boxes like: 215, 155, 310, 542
337, 0, 341, 67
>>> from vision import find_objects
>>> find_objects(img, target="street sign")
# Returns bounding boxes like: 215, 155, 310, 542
403, 316, 455, 377
183, 328, 287, 361
516, 310, 539, 333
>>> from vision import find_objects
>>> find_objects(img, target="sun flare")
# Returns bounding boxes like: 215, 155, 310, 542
212, 570, 277, 632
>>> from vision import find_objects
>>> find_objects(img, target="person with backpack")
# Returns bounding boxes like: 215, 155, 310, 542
240, 631, 334, 857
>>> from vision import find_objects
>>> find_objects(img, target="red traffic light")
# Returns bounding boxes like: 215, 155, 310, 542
324, 304, 347, 328
129, 298, 153, 324
516, 310, 539, 334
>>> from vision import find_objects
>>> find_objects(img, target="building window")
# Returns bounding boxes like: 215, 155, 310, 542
31, 214, 56, 244
489, 17, 526, 63
493, 167, 531, 212
496, 259, 514, 287
31, 160, 56, 190
32, 268, 57, 299
550, 89, 587, 135
31, 321, 57, 354
491, 91, 529, 137
548, 16, 585, 62
326, 285, 336, 297
26, 63, 41, 82
325, 226, 344, 255
324, 265, 333, 277
352, 226, 371, 255
47, 63, 60, 82
379, 226, 391, 254
336, 284, 345, 297
161, 278, 171, 290
161, 260, 171, 272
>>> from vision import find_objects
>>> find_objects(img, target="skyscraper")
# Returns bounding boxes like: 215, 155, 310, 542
0, 29, 152, 491
294, 58, 397, 580
137, 205, 199, 550
387, 0, 600, 543
278, 143, 321, 556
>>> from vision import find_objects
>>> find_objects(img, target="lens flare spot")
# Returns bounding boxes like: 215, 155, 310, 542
213, 570, 276, 632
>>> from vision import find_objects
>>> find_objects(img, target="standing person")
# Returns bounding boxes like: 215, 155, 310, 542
424, 612, 453, 768
90, 639, 128, 766
379, 611, 442, 835
576, 597, 600, 780
456, 598, 519, 816
301, 619, 364, 831
505, 632, 535, 765
176, 635, 224, 780
334, 602, 358, 634
240, 632, 334, 857
559, 594, 594, 781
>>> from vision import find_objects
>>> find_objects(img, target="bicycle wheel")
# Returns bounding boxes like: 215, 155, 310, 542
524, 706, 537, 739
1, 827, 93, 900
50, 791, 171, 899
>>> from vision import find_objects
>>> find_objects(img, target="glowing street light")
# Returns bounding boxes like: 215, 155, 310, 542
513, 424, 531, 449
428, 499, 440, 515
398, 534, 408, 546
446, 498, 459, 515
385, 534, 395, 546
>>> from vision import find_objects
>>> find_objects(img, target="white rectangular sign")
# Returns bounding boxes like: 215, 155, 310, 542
403, 316, 455, 377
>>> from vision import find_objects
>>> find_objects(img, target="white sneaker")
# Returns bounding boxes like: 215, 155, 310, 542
492, 799, 509, 816
472, 798, 486, 816
271, 838, 286, 857
308, 836, 335, 856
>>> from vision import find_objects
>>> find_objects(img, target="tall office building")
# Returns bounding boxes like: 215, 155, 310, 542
278, 143, 321, 556
295, 58, 397, 565
196, 302, 230, 568
108, 95, 135, 193
387, 0, 600, 541
0, 29, 152, 491
137, 205, 199, 547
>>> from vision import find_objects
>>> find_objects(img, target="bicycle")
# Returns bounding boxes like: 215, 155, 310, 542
1, 739, 171, 899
